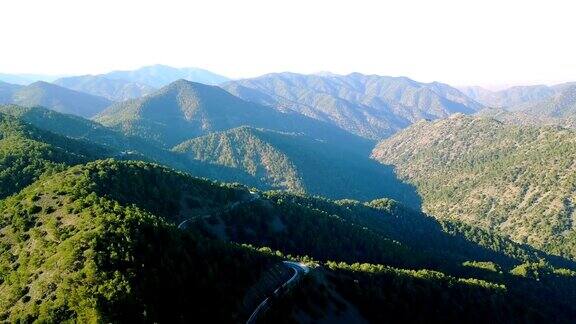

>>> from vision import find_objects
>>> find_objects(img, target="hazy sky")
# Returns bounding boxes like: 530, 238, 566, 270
1, 0, 575, 87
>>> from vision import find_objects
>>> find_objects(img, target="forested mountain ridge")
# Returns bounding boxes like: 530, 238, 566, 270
372, 114, 576, 260
2, 159, 575, 322
0, 105, 194, 171
173, 126, 421, 204
95, 79, 374, 150
0, 111, 112, 199
0, 160, 277, 322
460, 85, 557, 108
461, 82, 576, 109
0, 104, 399, 202
513, 83, 576, 118
53, 75, 156, 101
0, 81, 111, 118
223, 72, 483, 139
173, 126, 304, 193
476, 84, 576, 131
0, 81, 22, 103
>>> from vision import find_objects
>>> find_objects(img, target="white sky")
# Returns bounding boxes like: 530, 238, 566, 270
1, 0, 575, 87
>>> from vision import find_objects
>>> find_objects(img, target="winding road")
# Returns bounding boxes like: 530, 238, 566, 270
175, 191, 307, 323
177, 190, 260, 230
246, 261, 309, 324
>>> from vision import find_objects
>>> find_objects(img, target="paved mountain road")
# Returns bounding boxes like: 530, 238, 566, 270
246, 261, 309, 324
174, 190, 307, 324
177, 190, 260, 229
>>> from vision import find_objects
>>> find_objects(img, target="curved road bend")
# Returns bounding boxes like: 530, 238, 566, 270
246, 261, 309, 324
175, 190, 305, 324
177, 190, 260, 230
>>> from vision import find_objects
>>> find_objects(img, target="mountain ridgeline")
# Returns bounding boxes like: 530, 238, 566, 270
461, 82, 576, 108
477, 84, 576, 134
223, 72, 484, 139
512, 83, 576, 118
0, 103, 411, 203
53, 75, 156, 101
173, 126, 421, 203
0, 81, 111, 117
0, 111, 113, 199
92, 80, 418, 202
460, 85, 557, 108
96, 79, 371, 149
103, 64, 230, 87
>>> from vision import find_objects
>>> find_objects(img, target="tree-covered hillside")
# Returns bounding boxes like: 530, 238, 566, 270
173, 126, 421, 204
0, 105, 193, 170
7, 82, 111, 118
0, 160, 275, 322
1, 105, 406, 202
174, 126, 304, 192
0, 112, 112, 199
0, 105, 134, 149
1, 160, 576, 322
373, 114, 576, 260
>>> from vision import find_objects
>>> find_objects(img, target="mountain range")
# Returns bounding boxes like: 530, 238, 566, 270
461, 82, 576, 108
478, 83, 576, 129
173, 126, 420, 203
53, 75, 156, 101
0, 65, 228, 87
103, 64, 230, 87
0, 81, 111, 117
92, 79, 427, 202
513, 83, 576, 117
0, 102, 412, 203
223, 72, 483, 139
0, 65, 230, 108
95, 79, 372, 149
3, 65, 576, 322
50, 65, 230, 102
0, 81, 21, 102
0, 73, 64, 85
